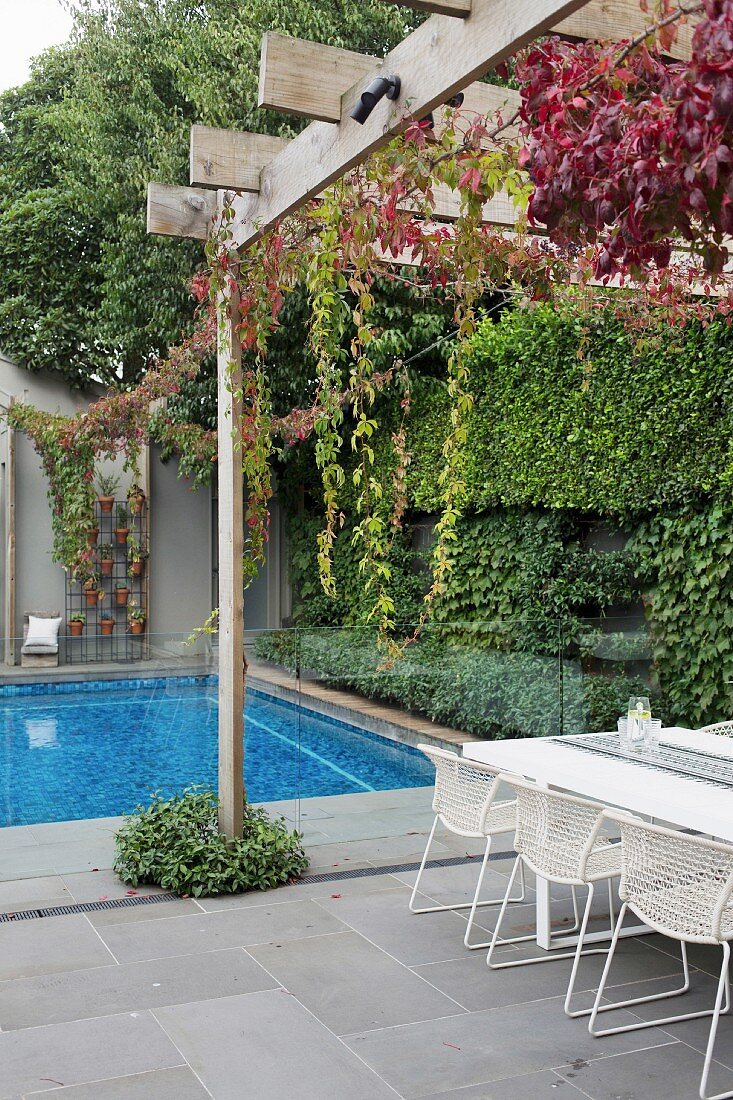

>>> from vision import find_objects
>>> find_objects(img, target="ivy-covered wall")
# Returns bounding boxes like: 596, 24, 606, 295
268, 305, 733, 731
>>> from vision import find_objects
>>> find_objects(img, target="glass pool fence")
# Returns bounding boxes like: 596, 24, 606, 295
0, 618, 655, 830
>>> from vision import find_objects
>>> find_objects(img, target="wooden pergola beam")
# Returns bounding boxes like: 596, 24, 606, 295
380, 0, 472, 14
190, 126, 287, 191
147, 183, 216, 239
228, 0, 590, 251
555, 0, 694, 60
258, 32, 519, 128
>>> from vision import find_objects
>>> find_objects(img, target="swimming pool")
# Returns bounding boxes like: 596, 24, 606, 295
0, 678, 434, 826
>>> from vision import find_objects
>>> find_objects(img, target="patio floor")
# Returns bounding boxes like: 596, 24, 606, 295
1, 790, 732, 1099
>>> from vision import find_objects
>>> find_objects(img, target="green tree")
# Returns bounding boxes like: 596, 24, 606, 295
0, 0, 422, 388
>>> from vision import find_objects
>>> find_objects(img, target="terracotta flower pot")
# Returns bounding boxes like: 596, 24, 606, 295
100, 619, 115, 636
86, 528, 99, 546
68, 621, 84, 637
114, 527, 129, 545
100, 558, 114, 576
129, 492, 145, 515
115, 587, 129, 606
129, 620, 145, 635
98, 496, 115, 513
130, 559, 143, 576
84, 589, 100, 607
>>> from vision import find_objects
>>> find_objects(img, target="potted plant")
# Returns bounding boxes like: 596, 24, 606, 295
128, 483, 146, 515
128, 604, 146, 635
86, 525, 99, 547
100, 613, 115, 636
97, 472, 120, 514
83, 574, 102, 606
68, 613, 86, 637
99, 543, 115, 576
127, 537, 148, 577
115, 581, 129, 607
115, 504, 130, 545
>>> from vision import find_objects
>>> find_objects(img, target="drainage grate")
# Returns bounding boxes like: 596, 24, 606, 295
0, 850, 517, 922
294, 848, 516, 886
0, 892, 178, 923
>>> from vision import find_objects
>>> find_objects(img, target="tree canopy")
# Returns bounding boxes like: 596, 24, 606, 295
0, 0, 422, 388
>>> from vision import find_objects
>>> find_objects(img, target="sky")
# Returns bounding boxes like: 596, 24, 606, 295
0, 0, 74, 94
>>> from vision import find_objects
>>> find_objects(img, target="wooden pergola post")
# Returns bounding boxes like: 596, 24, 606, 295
216, 272, 245, 837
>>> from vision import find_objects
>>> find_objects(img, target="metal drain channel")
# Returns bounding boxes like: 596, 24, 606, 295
0, 892, 178, 922
0, 850, 516, 923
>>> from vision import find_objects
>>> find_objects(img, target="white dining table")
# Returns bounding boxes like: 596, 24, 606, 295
463, 728, 733, 950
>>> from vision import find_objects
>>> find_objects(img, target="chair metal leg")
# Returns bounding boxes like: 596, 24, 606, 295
487, 857, 610, 971
700, 943, 732, 1100
589, 904, 723, 1037
409, 816, 524, 924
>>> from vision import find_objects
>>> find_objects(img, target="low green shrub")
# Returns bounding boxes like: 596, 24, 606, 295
113, 787, 309, 897
254, 628, 663, 738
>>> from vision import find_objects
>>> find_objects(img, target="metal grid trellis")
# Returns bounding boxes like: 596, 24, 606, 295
64, 498, 148, 664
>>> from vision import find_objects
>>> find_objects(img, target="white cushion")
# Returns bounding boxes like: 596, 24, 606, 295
25, 615, 62, 649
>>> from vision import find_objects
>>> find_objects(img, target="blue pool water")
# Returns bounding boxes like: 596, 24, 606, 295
0, 678, 434, 826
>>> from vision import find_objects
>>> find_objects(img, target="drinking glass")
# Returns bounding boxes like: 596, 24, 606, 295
644, 718, 662, 749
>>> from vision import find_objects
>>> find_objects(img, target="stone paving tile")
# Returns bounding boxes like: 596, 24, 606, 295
61, 869, 168, 903
0, 826, 38, 851
315, 887, 496, 967
154, 989, 399, 1100
344, 996, 678, 1099
96, 898, 348, 963
0, 850, 57, 882
86, 899, 203, 927
23, 1065, 210, 1099
0, 1010, 182, 1099
250, 929, 464, 1034
28, 818, 123, 844
0, 875, 71, 914
555, 1041, 733, 1100
418, 1069, 587, 1099
0, 946, 275, 1031
197, 873, 407, 912
305, 833, 452, 864
0, 913, 115, 981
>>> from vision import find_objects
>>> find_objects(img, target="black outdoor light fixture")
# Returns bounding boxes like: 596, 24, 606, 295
421, 92, 465, 131
350, 74, 401, 124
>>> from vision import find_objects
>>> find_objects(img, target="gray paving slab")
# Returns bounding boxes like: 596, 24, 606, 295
154, 989, 399, 1100
304, 833, 451, 864
86, 898, 203, 927
250, 929, 464, 1034
28, 817, 123, 843
418, 1069, 586, 1099
96, 898, 348, 963
0, 826, 38, 851
312, 809, 438, 844
555, 1041, 733, 1100
0, 945, 276, 1030
0, 1010, 182, 1099
343, 996, 677, 1099
23, 1066, 210, 1099
0, 875, 71, 913
61, 869, 168, 902
315, 887, 493, 966
197, 873, 408, 912
0, 913, 115, 981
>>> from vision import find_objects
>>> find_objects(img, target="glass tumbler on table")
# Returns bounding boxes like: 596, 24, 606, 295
627, 696, 651, 750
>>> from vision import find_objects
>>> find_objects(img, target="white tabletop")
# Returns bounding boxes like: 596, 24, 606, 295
463, 729, 733, 842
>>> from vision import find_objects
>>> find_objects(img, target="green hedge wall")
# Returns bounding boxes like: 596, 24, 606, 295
274, 305, 733, 730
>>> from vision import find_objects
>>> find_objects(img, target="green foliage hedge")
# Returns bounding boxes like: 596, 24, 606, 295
275, 305, 733, 730
114, 788, 308, 897
254, 629, 660, 738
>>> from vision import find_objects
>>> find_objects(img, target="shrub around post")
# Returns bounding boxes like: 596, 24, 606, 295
113, 787, 309, 897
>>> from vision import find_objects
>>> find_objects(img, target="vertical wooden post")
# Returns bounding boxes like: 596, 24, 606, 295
217, 271, 245, 838
4, 397, 16, 666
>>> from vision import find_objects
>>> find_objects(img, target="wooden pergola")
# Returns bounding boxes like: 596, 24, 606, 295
147, 0, 697, 837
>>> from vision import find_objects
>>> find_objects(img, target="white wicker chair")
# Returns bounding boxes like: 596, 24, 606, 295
700, 721, 733, 737
487, 775, 622, 1019
410, 745, 526, 950
589, 814, 733, 1100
